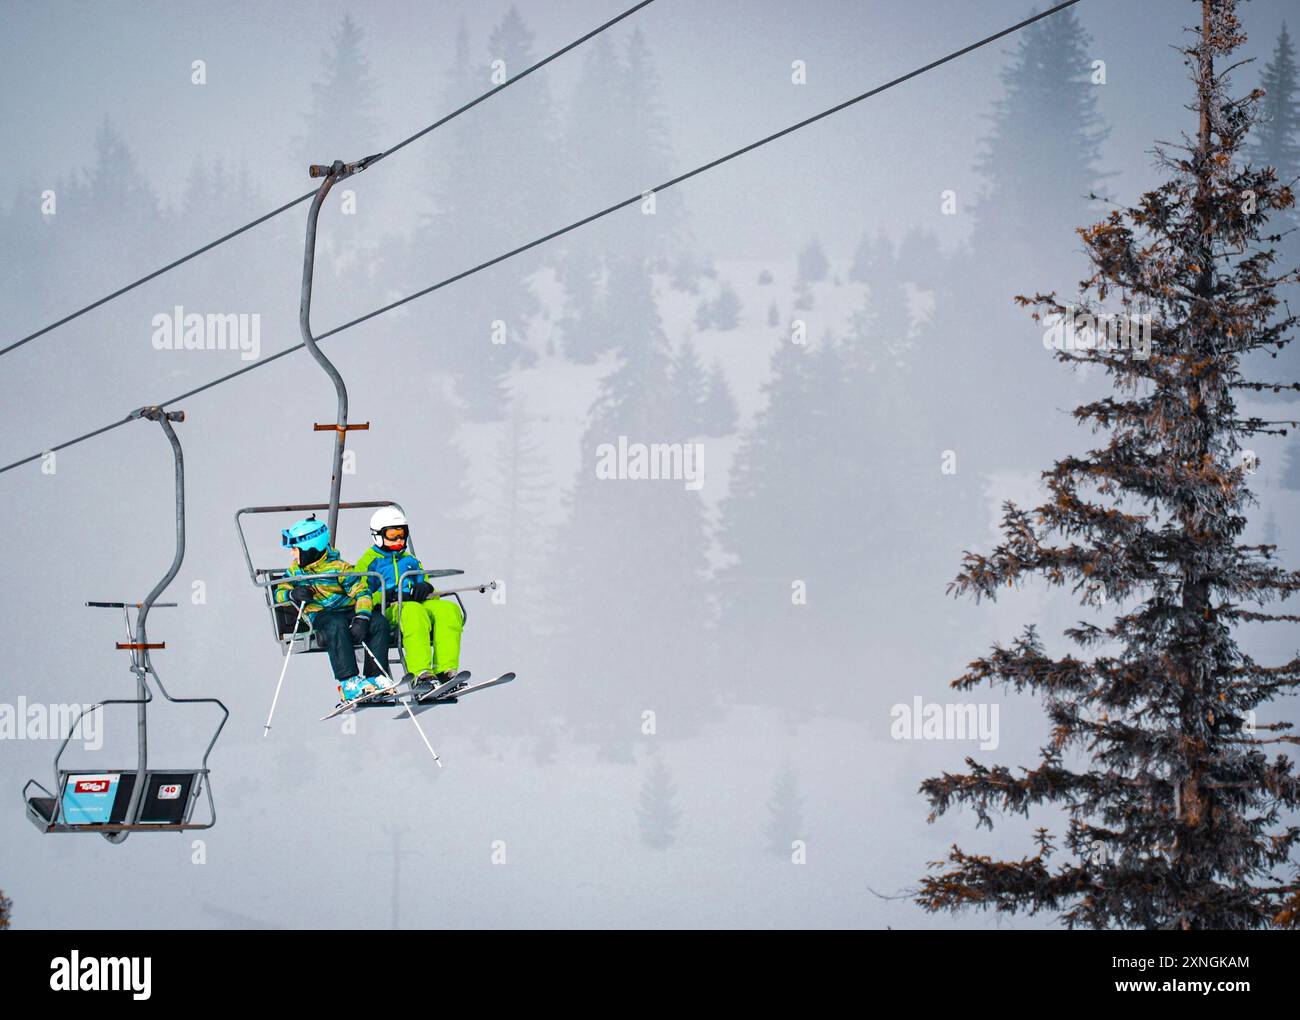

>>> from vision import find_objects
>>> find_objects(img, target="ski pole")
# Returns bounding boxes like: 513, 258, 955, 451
263, 601, 307, 737
360, 639, 441, 767
398, 692, 442, 767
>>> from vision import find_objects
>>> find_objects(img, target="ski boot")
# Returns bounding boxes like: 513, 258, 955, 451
337, 676, 371, 704
362, 675, 395, 699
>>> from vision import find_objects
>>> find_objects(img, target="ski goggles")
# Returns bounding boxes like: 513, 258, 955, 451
281, 522, 329, 548
378, 526, 408, 542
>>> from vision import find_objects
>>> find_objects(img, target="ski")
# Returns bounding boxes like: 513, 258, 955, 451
320, 679, 403, 720
349, 671, 453, 708
416, 670, 472, 703
424, 671, 516, 703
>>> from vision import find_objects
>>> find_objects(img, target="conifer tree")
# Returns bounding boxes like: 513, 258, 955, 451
397, 9, 553, 418
972, 4, 1107, 250
765, 765, 805, 857
1284, 440, 1300, 490
559, 26, 690, 359
702, 361, 740, 437
480, 400, 553, 667
77, 119, 163, 293
797, 238, 830, 285
919, 1, 1300, 929
717, 334, 845, 705
638, 753, 681, 849
710, 281, 742, 331
850, 228, 892, 284
301, 15, 383, 158
1262, 509, 1279, 548
1247, 21, 1300, 389
621, 28, 690, 267
669, 337, 709, 430
1248, 23, 1300, 178
549, 254, 714, 750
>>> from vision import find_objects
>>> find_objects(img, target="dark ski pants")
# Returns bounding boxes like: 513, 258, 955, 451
313, 610, 390, 682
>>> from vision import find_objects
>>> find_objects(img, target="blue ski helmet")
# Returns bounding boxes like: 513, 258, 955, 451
281, 516, 330, 554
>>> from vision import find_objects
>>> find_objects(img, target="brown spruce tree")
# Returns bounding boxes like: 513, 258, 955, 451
919, 0, 1300, 929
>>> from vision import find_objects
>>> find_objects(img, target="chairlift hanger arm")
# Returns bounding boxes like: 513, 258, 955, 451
132, 410, 185, 659
109, 408, 192, 842
300, 158, 378, 541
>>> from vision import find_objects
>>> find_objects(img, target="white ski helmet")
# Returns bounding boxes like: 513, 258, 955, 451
370, 506, 409, 547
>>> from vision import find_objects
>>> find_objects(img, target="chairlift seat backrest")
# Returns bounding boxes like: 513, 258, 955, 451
25, 769, 207, 832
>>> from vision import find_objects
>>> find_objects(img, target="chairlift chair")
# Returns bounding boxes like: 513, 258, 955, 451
245, 157, 503, 738
22, 408, 228, 841
235, 500, 493, 689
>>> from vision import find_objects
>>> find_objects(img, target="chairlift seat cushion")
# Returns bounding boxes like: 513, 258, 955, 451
274, 602, 310, 638
28, 796, 56, 823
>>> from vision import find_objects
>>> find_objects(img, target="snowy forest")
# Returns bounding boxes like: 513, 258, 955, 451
1, 0, 1299, 930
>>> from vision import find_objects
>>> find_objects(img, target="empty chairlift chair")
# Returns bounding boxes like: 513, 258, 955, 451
22, 407, 228, 841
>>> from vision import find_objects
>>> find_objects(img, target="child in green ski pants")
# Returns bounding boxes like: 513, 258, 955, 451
355, 507, 464, 683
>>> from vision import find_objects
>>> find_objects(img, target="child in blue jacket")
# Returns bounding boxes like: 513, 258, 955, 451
355, 507, 464, 686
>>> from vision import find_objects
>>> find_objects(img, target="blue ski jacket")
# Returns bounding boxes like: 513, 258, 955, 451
355, 545, 428, 602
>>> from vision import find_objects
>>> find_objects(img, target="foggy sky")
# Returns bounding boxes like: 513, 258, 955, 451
2, 0, 1298, 930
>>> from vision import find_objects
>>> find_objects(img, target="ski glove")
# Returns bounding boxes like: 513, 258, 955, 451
349, 614, 370, 644
408, 580, 435, 603
287, 587, 313, 606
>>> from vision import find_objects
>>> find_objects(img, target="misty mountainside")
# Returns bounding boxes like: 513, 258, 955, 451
2, 0, 1299, 930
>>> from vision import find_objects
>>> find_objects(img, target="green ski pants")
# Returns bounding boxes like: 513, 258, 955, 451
389, 597, 464, 674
